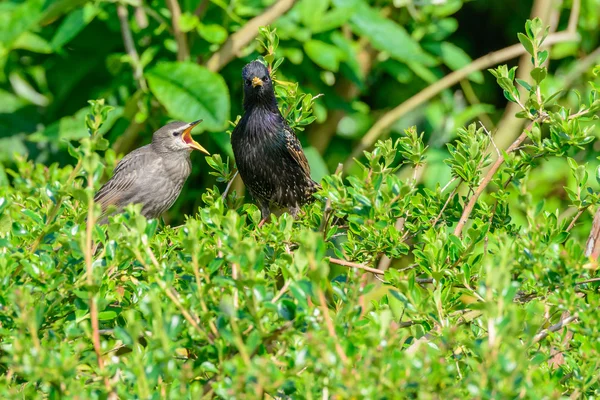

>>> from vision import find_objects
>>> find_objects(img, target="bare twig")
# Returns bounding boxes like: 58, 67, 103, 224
205, 0, 297, 72
165, 0, 189, 61
221, 170, 239, 201
317, 289, 348, 364
85, 172, 111, 392
480, 122, 501, 157
117, 5, 148, 91
328, 257, 385, 275
533, 313, 579, 343
566, 206, 590, 232
575, 277, 600, 285
272, 280, 291, 303
344, 31, 579, 171
430, 182, 461, 228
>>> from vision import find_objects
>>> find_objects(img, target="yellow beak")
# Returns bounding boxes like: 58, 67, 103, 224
252, 76, 263, 87
182, 119, 210, 155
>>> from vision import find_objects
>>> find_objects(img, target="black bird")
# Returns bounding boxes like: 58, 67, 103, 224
94, 120, 208, 223
231, 61, 321, 226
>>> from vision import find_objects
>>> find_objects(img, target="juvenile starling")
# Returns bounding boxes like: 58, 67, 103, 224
231, 60, 321, 226
94, 120, 208, 222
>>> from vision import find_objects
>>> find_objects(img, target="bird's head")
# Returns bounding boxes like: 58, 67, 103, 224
152, 120, 210, 155
242, 60, 276, 109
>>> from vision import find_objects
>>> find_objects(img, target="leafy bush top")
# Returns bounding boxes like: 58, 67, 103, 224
1, 17, 600, 398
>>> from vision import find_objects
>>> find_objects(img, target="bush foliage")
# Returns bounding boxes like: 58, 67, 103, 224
1, 0, 600, 398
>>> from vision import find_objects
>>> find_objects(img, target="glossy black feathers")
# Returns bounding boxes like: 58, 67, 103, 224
231, 61, 320, 220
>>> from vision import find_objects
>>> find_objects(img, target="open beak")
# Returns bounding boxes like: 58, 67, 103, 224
182, 119, 210, 155
252, 76, 263, 88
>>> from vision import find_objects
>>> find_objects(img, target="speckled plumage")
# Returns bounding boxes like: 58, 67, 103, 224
95, 121, 207, 223
231, 61, 321, 221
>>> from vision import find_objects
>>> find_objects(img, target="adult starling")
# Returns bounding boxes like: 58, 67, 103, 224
94, 120, 208, 222
231, 61, 321, 225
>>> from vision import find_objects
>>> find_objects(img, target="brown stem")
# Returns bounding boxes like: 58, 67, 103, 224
430, 180, 461, 228
221, 170, 239, 201
165, 0, 189, 61
317, 288, 348, 364
453, 122, 534, 237
205, 0, 297, 72
117, 4, 148, 91
566, 206, 589, 232
533, 313, 578, 343
344, 30, 579, 171
329, 257, 385, 275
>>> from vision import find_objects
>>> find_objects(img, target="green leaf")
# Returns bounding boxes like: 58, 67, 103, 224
13, 32, 52, 53
515, 79, 532, 91
517, 33, 534, 56
530, 67, 547, 84
439, 42, 483, 83
50, 3, 99, 50
146, 62, 230, 131
349, 1, 435, 66
197, 23, 228, 44
304, 40, 346, 72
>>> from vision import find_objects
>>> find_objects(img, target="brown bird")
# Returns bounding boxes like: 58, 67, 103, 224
94, 120, 208, 223
231, 61, 321, 226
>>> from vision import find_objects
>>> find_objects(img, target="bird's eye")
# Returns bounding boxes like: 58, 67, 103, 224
245, 79, 251, 86
172, 131, 180, 137
264, 76, 269, 82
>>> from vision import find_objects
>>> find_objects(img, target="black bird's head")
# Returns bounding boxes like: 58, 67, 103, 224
152, 120, 210, 155
242, 61, 277, 110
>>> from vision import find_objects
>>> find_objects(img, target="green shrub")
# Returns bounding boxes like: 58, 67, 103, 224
1, 18, 600, 399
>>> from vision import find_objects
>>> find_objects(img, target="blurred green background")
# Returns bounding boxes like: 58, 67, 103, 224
1, 0, 599, 223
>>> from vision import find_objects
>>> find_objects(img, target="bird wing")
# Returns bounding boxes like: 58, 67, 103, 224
94, 146, 156, 210
283, 124, 311, 178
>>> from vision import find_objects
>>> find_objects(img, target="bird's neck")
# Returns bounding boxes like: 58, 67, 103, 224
243, 104, 284, 137
243, 93, 280, 114
151, 141, 191, 157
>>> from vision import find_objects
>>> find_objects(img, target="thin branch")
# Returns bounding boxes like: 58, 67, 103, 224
453, 121, 535, 237
430, 181, 460, 228
165, 0, 189, 61
533, 313, 579, 343
205, 0, 297, 72
193, 0, 209, 18
117, 5, 148, 91
344, 30, 579, 171
566, 206, 590, 232
575, 277, 600, 285
221, 170, 239, 201
328, 257, 385, 275
480, 122, 501, 157
272, 280, 291, 303
567, 0, 580, 33
85, 171, 110, 392
317, 289, 348, 364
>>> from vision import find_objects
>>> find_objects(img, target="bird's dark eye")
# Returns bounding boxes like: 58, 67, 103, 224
172, 131, 180, 137
264, 76, 269, 82
245, 79, 251, 86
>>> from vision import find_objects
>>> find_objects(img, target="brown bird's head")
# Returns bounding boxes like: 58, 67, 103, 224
242, 60, 277, 110
152, 120, 209, 155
